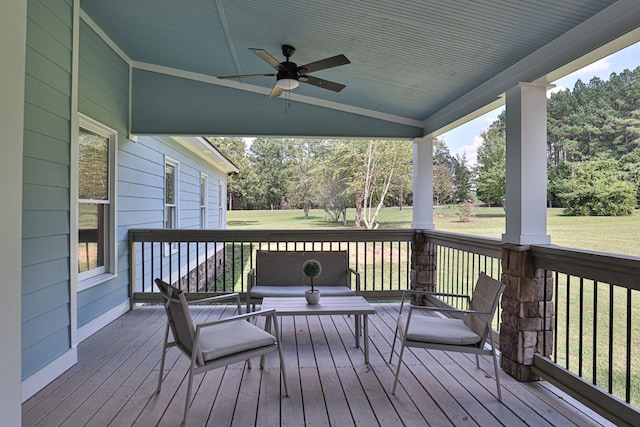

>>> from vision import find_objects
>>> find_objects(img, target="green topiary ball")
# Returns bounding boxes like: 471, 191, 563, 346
302, 259, 322, 278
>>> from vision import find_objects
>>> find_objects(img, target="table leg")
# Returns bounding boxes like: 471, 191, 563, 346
364, 314, 369, 364
262, 315, 273, 368
355, 313, 361, 348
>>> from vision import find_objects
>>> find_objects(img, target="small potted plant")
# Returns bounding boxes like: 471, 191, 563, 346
302, 259, 322, 305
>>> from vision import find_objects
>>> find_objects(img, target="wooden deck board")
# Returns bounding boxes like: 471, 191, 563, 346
23, 303, 617, 427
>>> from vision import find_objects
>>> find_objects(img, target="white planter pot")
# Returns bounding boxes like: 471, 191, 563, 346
305, 290, 321, 305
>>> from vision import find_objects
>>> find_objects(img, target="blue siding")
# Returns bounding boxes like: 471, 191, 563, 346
78, 20, 128, 135
21, 1, 233, 381
22, 0, 73, 379
76, 19, 130, 327
131, 136, 229, 289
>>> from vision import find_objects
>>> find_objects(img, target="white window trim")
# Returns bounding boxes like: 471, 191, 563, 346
164, 156, 179, 256
76, 114, 118, 291
200, 172, 208, 229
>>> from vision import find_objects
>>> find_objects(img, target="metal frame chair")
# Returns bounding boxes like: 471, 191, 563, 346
155, 278, 289, 426
389, 272, 506, 401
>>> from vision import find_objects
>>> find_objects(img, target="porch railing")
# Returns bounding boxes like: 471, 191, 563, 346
128, 227, 639, 424
530, 245, 640, 425
128, 229, 414, 303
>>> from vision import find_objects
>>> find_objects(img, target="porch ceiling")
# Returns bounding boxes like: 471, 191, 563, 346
80, 0, 640, 138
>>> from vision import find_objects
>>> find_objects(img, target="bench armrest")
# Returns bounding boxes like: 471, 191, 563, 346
349, 268, 361, 292
247, 268, 256, 290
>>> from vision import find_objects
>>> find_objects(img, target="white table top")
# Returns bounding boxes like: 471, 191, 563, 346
261, 296, 375, 315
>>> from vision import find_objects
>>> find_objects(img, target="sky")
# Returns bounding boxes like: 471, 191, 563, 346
440, 41, 640, 166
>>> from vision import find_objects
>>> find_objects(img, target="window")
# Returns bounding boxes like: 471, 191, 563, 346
77, 116, 116, 285
200, 173, 207, 228
165, 157, 179, 254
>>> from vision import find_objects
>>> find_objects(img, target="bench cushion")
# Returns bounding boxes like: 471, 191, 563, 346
249, 285, 355, 298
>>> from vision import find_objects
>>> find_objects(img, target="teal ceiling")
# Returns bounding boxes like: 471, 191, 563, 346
81, 0, 640, 138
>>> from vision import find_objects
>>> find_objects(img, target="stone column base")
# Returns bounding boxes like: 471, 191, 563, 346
499, 243, 554, 382
410, 231, 436, 304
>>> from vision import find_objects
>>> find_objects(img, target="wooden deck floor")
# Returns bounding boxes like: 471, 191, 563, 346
23, 302, 615, 426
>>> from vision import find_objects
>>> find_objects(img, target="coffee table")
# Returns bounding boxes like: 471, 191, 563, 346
261, 296, 376, 364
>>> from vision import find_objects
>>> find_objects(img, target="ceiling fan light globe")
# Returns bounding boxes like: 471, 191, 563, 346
276, 78, 299, 90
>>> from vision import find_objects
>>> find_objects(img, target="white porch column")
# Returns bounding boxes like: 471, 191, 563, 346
0, 0, 26, 424
412, 137, 435, 230
502, 83, 551, 245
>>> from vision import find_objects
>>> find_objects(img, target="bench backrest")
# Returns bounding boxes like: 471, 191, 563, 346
255, 250, 350, 287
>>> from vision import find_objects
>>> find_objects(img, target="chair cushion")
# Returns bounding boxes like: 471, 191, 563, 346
249, 285, 355, 298
400, 315, 481, 346
198, 320, 276, 362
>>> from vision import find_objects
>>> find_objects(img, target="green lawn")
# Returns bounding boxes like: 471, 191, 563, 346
228, 206, 640, 257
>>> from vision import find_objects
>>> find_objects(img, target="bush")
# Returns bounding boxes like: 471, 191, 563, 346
456, 201, 477, 222
558, 160, 636, 216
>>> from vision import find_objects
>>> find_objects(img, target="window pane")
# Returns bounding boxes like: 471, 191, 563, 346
200, 175, 206, 206
165, 163, 175, 204
165, 206, 175, 229
79, 129, 109, 200
78, 203, 106, 273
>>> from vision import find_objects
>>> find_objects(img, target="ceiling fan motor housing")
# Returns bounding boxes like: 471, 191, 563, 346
277, 61, 299, 81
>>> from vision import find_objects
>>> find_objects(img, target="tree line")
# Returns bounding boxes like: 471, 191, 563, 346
476, 66, 640, 215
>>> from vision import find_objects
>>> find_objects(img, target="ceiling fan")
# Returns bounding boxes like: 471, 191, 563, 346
218, 45, 350, 98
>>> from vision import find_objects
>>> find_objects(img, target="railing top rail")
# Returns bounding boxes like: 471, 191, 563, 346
531, 244, 640, 290
420, 229, 503, 258
128, 228, 415, 243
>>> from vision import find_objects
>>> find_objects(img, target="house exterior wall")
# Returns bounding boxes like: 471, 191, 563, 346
20, 2, 233, 400
76, 17, 129, 330
22, 0, 74, 381
1, 0, 27, 423
130, 136, 229, 291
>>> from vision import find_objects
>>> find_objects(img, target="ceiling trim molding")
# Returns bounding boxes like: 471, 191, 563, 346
131, 61, 424, 130
79, 9, 131, 65
214, 0, 242, 74
423, 0, 640, 137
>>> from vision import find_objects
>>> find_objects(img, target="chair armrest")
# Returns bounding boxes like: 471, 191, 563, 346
195, 308, 277, 330
349, 268, 361, 292
247, 268, 256, 290
399, 289, 471, 314
401, 289, 471, 301
189, 292, 242, 314
408, 305, 493, 319
190, 292, 240, 305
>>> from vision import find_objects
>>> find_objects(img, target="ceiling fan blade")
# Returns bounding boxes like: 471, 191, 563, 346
218, 73, 276, 79
298, 54, 350, 74
249, 48, 282, 69
299, 75, 346, 92
268, 84, 283, 99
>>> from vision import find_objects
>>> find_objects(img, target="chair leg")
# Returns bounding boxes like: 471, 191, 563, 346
273, 316, 289, 397
389, 323, 399, 364
491, 347, 503, 402
183, 357, 197, 426
475, 353, 480, 368
157, 322, 170, 393
391, 342, 406, 395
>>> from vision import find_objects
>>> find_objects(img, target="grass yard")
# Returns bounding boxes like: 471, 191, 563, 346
228, 206, 640, 256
